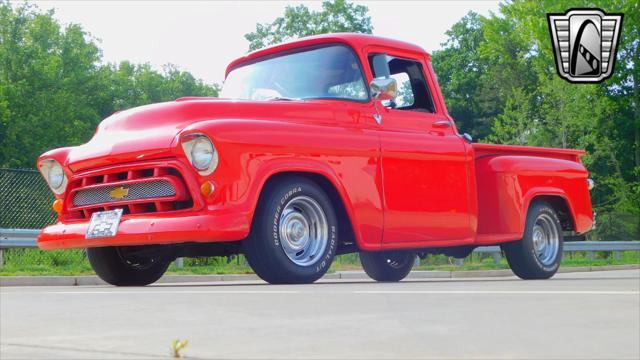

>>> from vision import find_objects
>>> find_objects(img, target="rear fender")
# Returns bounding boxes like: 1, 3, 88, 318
476, 155, 592, 244
523, 189, 576, 232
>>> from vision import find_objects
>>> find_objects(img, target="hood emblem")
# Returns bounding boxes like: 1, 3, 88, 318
109, 186, 129, 200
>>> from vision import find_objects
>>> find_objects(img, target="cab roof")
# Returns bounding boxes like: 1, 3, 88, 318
225, 33, 429, 77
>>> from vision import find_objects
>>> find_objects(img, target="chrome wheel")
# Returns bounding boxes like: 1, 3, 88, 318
532, 213, 560, 266
279, 196, 329, 266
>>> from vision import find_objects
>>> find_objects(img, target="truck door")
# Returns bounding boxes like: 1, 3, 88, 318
369, 53, 474, 244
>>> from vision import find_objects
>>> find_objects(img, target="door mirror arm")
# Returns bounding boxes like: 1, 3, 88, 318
370, 78, 398, 125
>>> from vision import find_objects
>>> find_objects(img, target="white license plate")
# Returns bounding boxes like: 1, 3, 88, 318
86, 209, 123, 239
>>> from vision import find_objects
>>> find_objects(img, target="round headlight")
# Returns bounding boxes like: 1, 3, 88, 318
39, 159, 67, 195
181, 134, 219, 175
48, 163, 65, 189
190, 137, 214, 171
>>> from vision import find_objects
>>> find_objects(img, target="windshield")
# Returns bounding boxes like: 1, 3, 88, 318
221, 45, 368, 101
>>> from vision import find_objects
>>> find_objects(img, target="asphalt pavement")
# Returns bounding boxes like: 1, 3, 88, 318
1, 269, 639, 359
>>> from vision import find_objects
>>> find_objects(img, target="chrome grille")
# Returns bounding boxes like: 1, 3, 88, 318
72, 180, 176, 207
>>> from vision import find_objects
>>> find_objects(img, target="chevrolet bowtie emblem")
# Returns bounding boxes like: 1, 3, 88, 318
109, 186, 129, 200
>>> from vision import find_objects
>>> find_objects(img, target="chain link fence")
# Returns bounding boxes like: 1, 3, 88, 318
0, 169, 250, 273
0, 168, 57, 229
0, 168, 85, 272
0, 169, 249, 273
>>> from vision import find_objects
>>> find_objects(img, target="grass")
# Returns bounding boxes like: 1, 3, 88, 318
413, 251, 640, 271
0, 249, 638, 276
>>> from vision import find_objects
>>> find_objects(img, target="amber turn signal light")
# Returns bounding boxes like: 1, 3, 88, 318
52, 199, 63, 213
200, 181, 214, 197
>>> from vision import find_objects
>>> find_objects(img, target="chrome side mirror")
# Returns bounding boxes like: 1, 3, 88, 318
370, 78, 397, 101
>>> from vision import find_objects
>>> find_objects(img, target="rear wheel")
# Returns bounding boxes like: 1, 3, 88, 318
502, 201, 563, 279
360, 250, 415, 282
87, 246, 170, 286
243, 177, 338, 284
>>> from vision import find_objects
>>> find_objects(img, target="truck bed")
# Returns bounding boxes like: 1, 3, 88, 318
471, 143, 592, 244
473, 143, 585, 162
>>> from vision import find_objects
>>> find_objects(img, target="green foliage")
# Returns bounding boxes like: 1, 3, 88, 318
2, 249, 638, 276
245, 0, 372, 51
431, 1, 639, 240
0, 2, 219, 168
397, 80, 414, 107
1, 0, 637, 242
431, 12, 494, 138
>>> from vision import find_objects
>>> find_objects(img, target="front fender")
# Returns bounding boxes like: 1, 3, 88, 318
180, 118, 383, 249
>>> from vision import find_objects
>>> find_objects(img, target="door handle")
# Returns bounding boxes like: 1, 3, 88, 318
433, 120, 452, 129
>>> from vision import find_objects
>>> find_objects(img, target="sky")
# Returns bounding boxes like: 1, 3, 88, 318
31, 1, 501, 85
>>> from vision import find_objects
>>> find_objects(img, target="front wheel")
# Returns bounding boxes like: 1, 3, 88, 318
360, 250, 415, 282
87, 246, 170, 286
502, 201, 564, 279
243, 177, 338, 284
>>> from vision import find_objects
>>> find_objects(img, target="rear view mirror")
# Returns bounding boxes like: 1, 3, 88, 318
370, 78, 397, 101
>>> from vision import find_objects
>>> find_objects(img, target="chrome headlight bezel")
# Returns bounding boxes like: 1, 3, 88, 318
39, 159, 68, 195
181, 134, 219, 175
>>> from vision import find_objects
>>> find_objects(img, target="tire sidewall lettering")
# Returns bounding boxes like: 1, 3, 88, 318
272, 186, 302, 247
316, 225, 337, 273
272, 204, 282, 246
269, 184, 336, 274
529, 207, 562, 272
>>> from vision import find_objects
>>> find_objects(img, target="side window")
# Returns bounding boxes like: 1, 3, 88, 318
368, 54, 435, 112
390, 72, 414, 107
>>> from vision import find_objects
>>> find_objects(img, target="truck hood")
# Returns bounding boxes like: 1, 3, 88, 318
65, 98, 336, 172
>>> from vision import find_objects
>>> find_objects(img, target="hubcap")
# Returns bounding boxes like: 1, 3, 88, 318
532, 213, 560, 266
279, 196, 329, 266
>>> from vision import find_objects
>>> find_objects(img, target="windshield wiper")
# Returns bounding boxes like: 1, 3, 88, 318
266, 96, 302, 101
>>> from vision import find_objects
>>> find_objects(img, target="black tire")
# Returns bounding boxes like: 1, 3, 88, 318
243, 176, 338, 284
87, 246, 170, 286
360, 250, 415, 282
502, 201, 564, 279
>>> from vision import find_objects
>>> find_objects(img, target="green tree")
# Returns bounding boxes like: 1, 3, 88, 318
107, 62, 218, 111
245, 0, 372, 51
0, 2, 218, 168
0, 3, 105, 167
432, 1, 639, 240
431, 12, 492, 138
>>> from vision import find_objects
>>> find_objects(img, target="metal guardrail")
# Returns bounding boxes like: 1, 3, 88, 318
2, 228, 639, 251
466, 241, 640, 265
0, 229, 41, 248
475, 242, 640, 252
1, 228, 639, 267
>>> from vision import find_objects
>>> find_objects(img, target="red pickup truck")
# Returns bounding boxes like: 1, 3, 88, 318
38, 34, 594, 285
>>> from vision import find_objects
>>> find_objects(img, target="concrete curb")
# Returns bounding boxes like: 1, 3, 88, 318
1, 264, 638, 287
